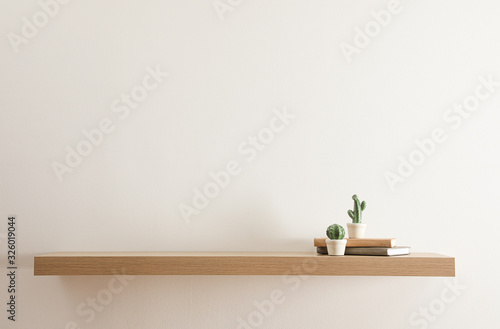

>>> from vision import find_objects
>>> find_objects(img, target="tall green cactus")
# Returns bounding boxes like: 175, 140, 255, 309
326, 224, 345, 240
348, 194, 366, 223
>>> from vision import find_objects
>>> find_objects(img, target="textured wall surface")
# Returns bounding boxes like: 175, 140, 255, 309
1, 0, 499, 328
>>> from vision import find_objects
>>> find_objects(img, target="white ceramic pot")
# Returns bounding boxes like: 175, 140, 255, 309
325, 239, 347, 256
347, 223, 367, 239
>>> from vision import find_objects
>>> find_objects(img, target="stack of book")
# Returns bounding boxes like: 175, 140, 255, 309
314, 238, 410, 256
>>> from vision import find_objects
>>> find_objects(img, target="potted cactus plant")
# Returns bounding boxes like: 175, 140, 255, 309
325, 224, 347, 256
347, 194, 367, 239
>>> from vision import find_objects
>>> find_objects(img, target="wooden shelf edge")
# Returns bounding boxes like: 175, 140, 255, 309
34, 252, 455, 277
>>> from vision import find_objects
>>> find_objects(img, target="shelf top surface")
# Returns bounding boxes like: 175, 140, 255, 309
36, 252, 453, 258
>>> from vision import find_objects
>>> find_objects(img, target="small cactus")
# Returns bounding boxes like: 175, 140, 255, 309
326, 224, 345, 240
348, 194, 366, 223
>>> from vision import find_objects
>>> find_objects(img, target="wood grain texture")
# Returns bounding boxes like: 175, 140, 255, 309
34, 252, 455, 277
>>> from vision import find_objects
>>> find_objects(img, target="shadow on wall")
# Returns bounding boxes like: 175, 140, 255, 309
57, 273, 288, 327
55, 273, 461, 328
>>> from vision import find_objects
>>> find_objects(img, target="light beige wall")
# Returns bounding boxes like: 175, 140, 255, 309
1, 0, 498, 328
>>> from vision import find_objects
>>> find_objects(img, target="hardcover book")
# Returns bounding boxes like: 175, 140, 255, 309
314, 238, 396, 248
316, 246, 410, 256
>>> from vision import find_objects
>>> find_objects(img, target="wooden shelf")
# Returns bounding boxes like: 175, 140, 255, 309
34, 252, 454, 277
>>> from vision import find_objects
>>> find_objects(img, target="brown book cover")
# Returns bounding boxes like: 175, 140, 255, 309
314, 238, 396, 248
